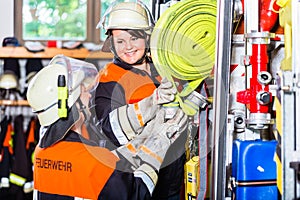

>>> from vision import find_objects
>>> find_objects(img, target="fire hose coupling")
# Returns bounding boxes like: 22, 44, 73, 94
257, 71, 272, 85
256, 91, 271, 105
245, 31, 275, 44
163, 91, 208, 119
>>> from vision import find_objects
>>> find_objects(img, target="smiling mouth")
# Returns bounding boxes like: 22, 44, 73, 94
125, 51, 136, 57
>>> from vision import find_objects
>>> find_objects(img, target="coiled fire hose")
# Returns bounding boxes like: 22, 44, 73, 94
150, 0, 217, 115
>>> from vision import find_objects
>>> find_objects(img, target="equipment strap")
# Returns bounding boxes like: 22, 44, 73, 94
198, 82, 210, 199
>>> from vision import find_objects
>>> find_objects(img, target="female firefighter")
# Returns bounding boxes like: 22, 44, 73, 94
94, 2, 188, 199
26, 55, 188, 200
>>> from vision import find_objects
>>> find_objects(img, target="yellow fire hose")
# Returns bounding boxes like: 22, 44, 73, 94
150, 0, 217, 115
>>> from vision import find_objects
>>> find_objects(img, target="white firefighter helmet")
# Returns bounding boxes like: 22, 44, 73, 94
97, 1, 154, 34
0, 71, 18, 89
26, 55, 99, 126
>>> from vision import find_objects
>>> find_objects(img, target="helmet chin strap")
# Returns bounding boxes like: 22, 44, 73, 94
77, 98, 90, 123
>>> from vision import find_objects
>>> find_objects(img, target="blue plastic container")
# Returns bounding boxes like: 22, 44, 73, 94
232, 139, 278, 200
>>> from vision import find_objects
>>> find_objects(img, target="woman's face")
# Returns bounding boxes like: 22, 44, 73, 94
112, 30, 146, 64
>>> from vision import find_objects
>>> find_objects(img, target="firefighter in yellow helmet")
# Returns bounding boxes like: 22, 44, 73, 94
27, 55, 188, 199
95, 1, 188, 199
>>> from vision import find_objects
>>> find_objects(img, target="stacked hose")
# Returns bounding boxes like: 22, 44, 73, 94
150, 0, 217, 115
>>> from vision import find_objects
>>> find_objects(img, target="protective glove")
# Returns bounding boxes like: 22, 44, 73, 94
114, 108, 188, 193
112, 107, 169, 168
109, 77, 177, 144
135, 107, 188, 171
115, 107, 187, 166
153, 77, 178, 105
126, 77, 177, 131
113, 129, 148, 168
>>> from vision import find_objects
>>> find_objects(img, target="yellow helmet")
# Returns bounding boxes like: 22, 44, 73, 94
97, 1, 154, 34
26, 55, 99, 126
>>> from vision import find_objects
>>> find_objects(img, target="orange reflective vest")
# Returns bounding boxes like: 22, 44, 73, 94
99, 62, 161, 104
34, 136, 119, 199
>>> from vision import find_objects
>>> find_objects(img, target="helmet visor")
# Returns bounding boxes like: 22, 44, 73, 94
49, 55, 99, 94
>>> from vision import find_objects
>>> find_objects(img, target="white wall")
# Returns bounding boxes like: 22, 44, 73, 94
0, 1, 14, 45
